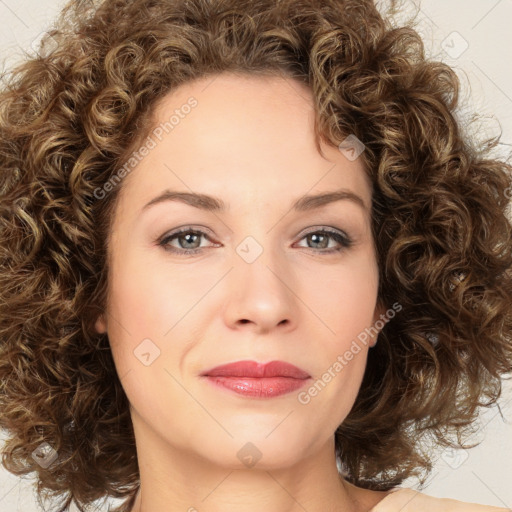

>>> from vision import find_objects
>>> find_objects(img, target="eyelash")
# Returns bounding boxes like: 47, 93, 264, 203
157, 226, 353, 256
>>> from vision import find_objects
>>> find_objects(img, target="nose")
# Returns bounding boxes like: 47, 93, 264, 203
223, 244, 299, 334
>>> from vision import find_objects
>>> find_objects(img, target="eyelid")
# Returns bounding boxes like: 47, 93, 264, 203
156, 224, 354, 256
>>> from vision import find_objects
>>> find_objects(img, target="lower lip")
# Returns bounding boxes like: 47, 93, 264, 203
202, 376, 310, 398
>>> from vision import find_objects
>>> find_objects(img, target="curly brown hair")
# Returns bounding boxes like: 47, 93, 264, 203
1, 0, 511, 511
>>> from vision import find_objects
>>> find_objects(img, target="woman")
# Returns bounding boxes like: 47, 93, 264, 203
0, 1, 511, 511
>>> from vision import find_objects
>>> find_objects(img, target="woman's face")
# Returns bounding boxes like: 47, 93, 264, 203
95, 72, 384, 470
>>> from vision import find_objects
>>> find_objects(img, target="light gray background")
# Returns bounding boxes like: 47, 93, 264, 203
1, 0, 511, 511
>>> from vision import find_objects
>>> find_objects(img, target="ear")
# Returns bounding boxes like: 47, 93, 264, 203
94, 313, 107, 334
372, 300, 386, 323
370, 300, 386, 347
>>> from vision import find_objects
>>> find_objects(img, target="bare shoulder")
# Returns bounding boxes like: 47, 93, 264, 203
370, 488, 511, 512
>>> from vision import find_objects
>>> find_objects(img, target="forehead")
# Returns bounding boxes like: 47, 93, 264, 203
116, 72, 372, 217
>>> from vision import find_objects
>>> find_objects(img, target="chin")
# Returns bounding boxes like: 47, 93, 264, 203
190, 430, 320, 471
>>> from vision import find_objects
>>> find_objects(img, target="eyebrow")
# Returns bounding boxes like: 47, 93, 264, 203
141, 189, 367, 214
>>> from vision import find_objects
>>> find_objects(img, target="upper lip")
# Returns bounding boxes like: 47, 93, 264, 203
200, 360, 311, 379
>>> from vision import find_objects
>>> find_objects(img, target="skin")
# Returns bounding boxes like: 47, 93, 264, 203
94, 72, 392, 512
373, 489, 512, 512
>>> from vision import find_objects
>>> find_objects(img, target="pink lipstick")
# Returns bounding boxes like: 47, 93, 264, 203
200, 360, 311, 398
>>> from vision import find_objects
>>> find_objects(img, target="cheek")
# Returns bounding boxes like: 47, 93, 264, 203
104, 248, 167, 376
298, 251, 378, 412
107, 244, 207, 333
304, 252, 379, 340
104, 257, 190, 414
104, 247, 214, 374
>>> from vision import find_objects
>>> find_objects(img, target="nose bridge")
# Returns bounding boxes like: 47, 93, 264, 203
224, 229, 297, 331
235, 231, 289, 298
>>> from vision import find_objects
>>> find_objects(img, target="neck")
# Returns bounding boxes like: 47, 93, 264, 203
127, 413, 360, 512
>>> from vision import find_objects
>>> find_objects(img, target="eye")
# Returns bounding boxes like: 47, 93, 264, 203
157, 226, 353, 256
295, 228, 353, 254
157, 227, 217, 255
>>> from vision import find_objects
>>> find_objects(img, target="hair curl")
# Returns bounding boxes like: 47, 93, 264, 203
1, 0, 512, 511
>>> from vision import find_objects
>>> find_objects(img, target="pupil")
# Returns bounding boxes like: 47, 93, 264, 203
310, 233, 327, 248
182, 233, 199, 248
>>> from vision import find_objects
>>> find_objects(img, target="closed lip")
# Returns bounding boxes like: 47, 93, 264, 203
200, 360, 311, 379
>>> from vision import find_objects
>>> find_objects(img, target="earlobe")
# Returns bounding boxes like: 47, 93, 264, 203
94, 313, 107, 334
372, 302, 384, 324
371, 300, 387, 347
